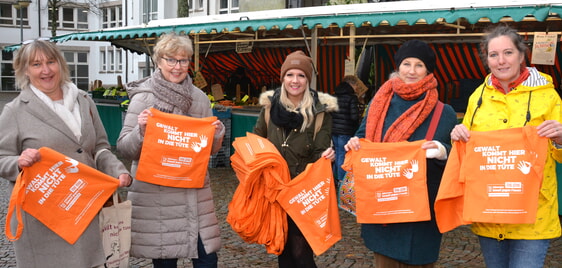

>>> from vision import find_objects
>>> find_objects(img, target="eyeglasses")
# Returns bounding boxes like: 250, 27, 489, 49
161, 57, 190, 67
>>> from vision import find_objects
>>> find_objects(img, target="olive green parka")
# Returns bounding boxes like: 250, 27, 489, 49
253, 89, 338, 178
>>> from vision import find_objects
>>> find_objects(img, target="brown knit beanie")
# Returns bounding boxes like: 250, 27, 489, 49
280, 50, 313, 82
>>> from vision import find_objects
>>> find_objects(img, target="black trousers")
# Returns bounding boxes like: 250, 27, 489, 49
278, 217, 317, 268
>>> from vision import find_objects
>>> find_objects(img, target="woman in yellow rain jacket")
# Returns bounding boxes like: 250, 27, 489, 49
450, 24, 562, 268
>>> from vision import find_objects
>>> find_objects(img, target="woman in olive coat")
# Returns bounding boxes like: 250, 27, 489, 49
253, 50, 338, 268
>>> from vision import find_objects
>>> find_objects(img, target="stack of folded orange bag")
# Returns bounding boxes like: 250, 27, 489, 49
227, 132, 291, 255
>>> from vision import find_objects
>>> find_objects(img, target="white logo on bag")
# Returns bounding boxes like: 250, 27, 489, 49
64, 158, 80, 173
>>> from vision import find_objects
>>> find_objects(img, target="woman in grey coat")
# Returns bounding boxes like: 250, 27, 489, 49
117, 32, 225, 268
0, 39, 131, 267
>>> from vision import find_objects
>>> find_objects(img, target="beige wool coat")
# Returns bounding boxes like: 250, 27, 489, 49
0, 85, 130, 268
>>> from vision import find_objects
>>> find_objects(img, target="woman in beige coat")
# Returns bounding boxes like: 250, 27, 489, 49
117, 32, 225, 268
0, 39, 131, 267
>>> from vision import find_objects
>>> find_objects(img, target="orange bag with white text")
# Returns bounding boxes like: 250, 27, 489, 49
5, 147, 119, 244
342, 139, 429, 224
276, 157, 341, 256
136, 108, 217, 188
462, 126, 547, 224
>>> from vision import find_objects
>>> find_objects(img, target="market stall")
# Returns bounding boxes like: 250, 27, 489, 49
38, 0, 562, 97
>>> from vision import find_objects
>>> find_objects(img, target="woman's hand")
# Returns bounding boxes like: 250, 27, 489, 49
18, 148, 40, 169
118, 173, 132, 187
344, 137, 360, 151
211, 119, 225, 137
137, 109, 153, 136
537, 120, 562, 145
450, 124, 470, 142
422, 140, 447, 160
321, 147, 335, 161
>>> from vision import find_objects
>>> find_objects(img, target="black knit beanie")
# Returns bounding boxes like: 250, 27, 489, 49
394, 40, 436, 73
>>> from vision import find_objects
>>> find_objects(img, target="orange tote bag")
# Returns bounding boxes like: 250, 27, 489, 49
5, 147, 119, 244
342, 139, 429, 224
462, 126, 547, 224
136, 108, 217, 188
276, 157, 341, 256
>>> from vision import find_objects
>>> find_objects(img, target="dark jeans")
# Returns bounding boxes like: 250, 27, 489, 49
478, 236, 550, 268
152, 235, 218, 268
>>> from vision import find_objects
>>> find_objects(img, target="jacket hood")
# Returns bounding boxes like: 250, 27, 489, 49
334, 82, 355, 96
485, 67, 553, 92
125, 76, 153, 98
258, 89, 338, 113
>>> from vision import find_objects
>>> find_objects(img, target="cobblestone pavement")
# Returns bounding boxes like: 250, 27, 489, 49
0, 167, 561, 267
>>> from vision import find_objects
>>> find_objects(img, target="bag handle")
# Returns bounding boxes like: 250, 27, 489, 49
425, 101, 444, 141
5, 172, 26, 241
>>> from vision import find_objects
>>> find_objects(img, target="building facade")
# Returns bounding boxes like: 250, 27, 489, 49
0, 0, 343, 94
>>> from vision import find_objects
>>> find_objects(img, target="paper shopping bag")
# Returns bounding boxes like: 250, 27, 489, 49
136, 108, 217, 188
100, 192, 132, 268
338, 170, 356, 216
5, 147, 119, 244
277, 157, 342, 255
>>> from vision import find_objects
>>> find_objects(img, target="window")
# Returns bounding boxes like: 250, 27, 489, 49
102, 6, 122, 28
0, 3, 28, 26
189, 0, 204, 12
288, 0, 329, 8
64, 51, 89, 91
1, 50, 16, 91
100, 47, 123, 73
219, 0, 238, 14
50, 7, 88, 30
142, 0, 158, 23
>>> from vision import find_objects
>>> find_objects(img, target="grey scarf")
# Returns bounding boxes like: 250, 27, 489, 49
151, 68, 194, 115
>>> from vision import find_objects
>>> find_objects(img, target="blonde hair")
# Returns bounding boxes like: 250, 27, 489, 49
279, 82, 315, 132
152, 32, 193, 64
13, 40, 70, 90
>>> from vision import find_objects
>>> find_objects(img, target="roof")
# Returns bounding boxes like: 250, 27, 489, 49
4, 0, 562, 53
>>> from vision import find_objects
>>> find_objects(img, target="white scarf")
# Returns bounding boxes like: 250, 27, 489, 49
30, 83, 82, 140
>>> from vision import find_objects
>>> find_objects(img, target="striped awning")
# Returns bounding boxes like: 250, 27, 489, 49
3, 1, 562, 53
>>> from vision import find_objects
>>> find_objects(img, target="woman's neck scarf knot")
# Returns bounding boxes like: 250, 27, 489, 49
365, 73, 439, 142
151, 68, 194, 116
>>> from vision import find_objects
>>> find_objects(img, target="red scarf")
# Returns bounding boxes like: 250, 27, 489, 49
491, 67, 530, 94
365, 74, 439, 142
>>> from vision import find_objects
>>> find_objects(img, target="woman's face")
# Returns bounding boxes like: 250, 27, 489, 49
486, 35, 524, 85
397, 57, 428, 84
26, 51, 61, 96
283, 68, 308, 101
158, 54, 190, 84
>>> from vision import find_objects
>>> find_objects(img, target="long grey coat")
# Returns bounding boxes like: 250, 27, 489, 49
0, 85, 130, 268
116, 77, 223, 259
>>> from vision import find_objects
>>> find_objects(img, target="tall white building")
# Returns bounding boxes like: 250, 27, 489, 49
0, 0, 248, 93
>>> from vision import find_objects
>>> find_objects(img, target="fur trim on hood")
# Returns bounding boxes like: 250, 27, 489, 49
258, 89, 338, 113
